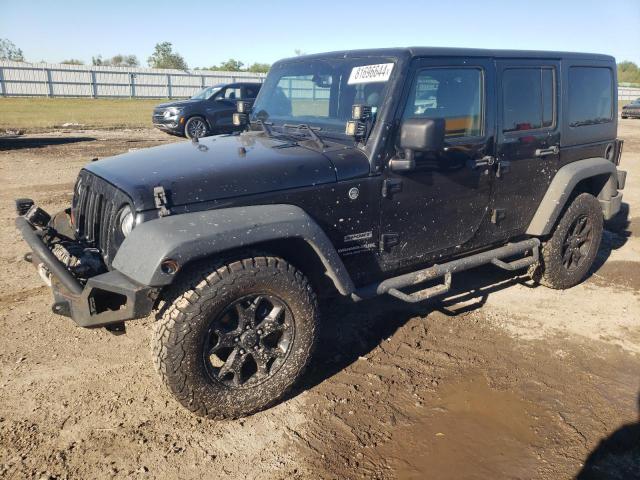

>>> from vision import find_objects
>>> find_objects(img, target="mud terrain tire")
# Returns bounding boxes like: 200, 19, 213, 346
153, 256, 318, 419
532, 193, 603, 290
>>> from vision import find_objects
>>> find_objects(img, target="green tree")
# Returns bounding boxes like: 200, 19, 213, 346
147, 42, 188, 70
93, 54, 139, 67
618, 61, 640, 84
0, 38, 24, 61
214, 58, 245, 71
247, 62, 270, 73
60, 59, 84, 65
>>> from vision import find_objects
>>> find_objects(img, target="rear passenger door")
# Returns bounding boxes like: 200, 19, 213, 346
491, 59, 561, 239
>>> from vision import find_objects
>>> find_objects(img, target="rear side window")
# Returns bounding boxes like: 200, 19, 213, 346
568, 67, 613, 127
503, 68, 555, 132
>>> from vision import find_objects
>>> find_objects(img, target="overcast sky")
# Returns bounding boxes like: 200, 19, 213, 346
2, 0, 639, 67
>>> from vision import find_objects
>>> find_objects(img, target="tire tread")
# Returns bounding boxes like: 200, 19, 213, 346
152, 256, 317, 419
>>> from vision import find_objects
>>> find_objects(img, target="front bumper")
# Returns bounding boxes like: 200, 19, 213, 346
16, 210, 157, 328
152, 115, 185, 135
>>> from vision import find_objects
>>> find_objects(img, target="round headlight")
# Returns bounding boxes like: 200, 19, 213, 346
118, 205, 134, 237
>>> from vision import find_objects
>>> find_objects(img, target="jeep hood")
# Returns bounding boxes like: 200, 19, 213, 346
84, 134, 338, 211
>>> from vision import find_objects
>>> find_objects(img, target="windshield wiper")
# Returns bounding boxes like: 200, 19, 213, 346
283, 123, 326, 150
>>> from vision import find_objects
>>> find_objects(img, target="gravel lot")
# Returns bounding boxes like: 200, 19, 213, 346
1, 122, 639, 479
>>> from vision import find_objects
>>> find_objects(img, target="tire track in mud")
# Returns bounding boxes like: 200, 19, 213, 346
291, 301, 640, 480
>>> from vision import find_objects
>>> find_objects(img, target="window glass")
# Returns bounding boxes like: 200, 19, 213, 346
223, 87, 242, 100
568, 67, 613, 127
276, 75, 331, 117
251, 57, 395, 133
245, 85, 259, 98
542, 69, 554, 127
403, 68, 483, 138
503, 69, 542, 131
503, 67, 556, 132
190, 86, 221, 100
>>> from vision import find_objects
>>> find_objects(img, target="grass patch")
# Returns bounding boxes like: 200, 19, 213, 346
0, 97, 170, 131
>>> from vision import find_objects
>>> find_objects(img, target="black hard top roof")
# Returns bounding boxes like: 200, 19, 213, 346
280, 47, 614, 63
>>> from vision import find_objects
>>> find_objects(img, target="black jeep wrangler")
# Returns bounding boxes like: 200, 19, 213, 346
16, 48, 626, 419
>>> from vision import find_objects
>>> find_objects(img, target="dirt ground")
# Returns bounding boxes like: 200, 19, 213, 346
0, 122, 639, 480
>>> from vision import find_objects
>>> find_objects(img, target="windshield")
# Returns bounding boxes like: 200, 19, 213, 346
191, 86, 222, 100
251, 57, 396, 133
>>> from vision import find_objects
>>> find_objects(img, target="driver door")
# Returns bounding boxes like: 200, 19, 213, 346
379, 57, 496, 272
208, 87, 242, 128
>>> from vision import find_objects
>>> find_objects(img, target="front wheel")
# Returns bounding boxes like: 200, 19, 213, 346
531, 192, 603, 289
153, 256, 318, 419
184, 116, 209, 139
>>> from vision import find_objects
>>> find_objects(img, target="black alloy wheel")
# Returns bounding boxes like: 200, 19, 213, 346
561, 214, 594, 272
185, 116, 208, 139
204, 294, 294, 388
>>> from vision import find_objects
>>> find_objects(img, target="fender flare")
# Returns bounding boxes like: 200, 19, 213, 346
526, 157, 619, 236
111, 204, 356, 295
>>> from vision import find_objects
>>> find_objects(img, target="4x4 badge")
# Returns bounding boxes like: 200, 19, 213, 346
348, 187, 359, 200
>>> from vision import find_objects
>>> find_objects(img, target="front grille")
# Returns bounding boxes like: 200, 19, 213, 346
72, 170, 131, 265
152, 109, 166, 122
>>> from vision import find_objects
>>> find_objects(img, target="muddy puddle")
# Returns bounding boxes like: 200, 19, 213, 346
377, 374, 543, 479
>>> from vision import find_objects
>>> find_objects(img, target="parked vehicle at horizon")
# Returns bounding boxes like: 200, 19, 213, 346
16, 47, 626, 419
152, 82, 261, 138
622, 98, 640, 119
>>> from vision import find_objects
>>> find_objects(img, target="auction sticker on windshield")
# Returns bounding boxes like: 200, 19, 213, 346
348, 63, 394, 85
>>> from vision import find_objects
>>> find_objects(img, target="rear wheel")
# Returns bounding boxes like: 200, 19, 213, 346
184, 116, 209, 139
532, 193, 603, 289
153, 256, 318, 419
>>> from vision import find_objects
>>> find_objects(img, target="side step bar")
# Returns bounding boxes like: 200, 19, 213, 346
353, 238, 540, 303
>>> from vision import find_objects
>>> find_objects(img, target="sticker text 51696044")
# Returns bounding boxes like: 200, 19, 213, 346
348, 63, 394, 85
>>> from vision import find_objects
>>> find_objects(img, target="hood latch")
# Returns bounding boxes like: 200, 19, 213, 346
153, 186, 171, 217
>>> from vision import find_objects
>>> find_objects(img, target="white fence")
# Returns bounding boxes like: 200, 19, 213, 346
0, 61, 265, 98
619, 85, 640, 102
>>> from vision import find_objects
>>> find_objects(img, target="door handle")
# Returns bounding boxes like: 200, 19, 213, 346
535, 145, 559, 157
467, 155, 495, 170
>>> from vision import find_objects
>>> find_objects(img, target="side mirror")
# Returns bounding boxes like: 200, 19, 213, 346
390, 118, 445, 172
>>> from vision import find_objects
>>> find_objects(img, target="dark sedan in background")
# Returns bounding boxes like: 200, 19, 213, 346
152, 82, 261, 138
622, 98, 640, 119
